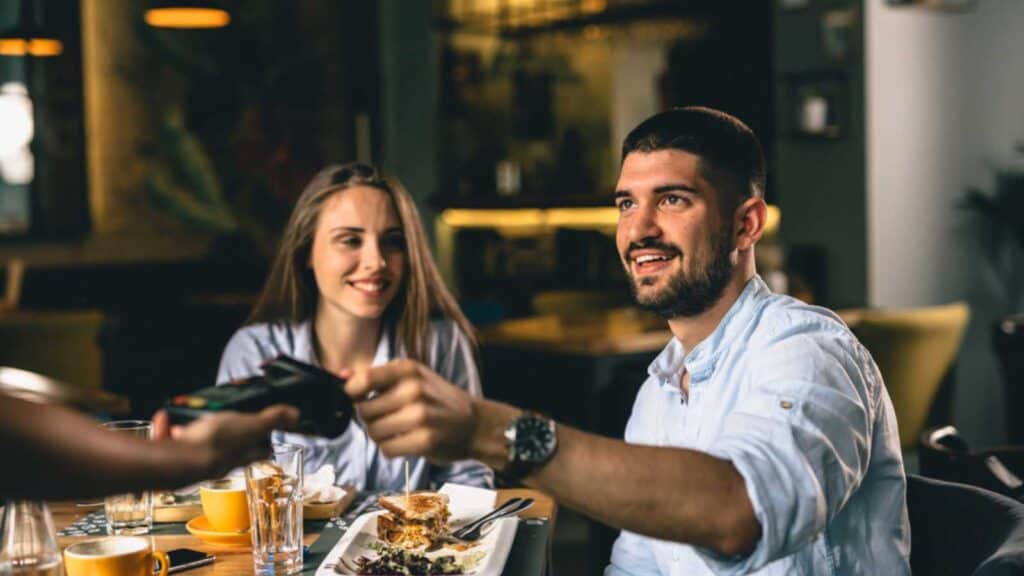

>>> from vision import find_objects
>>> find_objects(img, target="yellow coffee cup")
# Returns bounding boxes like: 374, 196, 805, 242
199, 477, 250, 532
64, 536, 168, 576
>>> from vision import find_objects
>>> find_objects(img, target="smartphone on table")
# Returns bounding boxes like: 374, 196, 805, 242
166, 548, 215, 573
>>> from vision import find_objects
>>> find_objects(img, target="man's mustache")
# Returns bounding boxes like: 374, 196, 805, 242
625, 239, 682, 262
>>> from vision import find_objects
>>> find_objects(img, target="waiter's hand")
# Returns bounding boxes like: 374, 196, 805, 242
346, 359, 477, 463
152, 405, 299, 477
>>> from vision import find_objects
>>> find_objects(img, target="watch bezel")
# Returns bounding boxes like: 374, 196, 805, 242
505, 411, 557, 467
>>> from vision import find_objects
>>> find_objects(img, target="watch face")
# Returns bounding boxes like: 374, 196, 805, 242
516, 416, 555, 463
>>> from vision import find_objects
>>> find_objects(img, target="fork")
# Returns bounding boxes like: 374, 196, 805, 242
451, 497, 535, 541
423, 498, 535, 552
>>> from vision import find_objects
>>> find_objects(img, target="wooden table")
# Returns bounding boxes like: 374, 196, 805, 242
478, 307, 671, 356
52, 489, 555, 575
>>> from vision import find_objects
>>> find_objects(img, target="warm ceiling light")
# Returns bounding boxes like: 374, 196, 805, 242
0, 38, 63, 57
26, 38, 62, 56
0, 0, 63, 58
144, 7, 231, 29
0, 39, 28, 56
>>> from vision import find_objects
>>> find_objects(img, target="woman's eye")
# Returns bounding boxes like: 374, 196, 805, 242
383, 235, 406, 251
337, 236, 361, 248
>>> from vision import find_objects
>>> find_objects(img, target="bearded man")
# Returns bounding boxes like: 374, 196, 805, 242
345, 107, 912, 576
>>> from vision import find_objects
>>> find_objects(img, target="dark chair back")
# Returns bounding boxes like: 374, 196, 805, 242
920, 426, 1024, 501
908, 474, 1024, 575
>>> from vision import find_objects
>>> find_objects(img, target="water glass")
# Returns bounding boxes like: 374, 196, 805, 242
101, 420, 153, 535
0, 500, 64, 576
245, 443, 304, 576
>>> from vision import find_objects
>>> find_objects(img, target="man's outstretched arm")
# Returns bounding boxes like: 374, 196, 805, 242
347, 360, 761, 557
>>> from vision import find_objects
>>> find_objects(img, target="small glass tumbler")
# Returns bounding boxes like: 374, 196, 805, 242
100, 420, 154, 535
245, 443, 304, 576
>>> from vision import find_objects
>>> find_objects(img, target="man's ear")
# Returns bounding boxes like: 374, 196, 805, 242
734, 197, 766, 252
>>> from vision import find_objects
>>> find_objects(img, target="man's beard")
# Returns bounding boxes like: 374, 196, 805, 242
627, 228, 735, 319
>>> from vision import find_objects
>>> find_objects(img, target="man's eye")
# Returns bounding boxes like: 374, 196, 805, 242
662, 195, 688, 207
616, 199, 634, 211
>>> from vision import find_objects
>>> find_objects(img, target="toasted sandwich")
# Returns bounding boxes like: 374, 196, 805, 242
376, 492, 451, 549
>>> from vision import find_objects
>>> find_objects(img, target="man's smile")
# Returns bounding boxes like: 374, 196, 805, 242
628, 249, 680, 276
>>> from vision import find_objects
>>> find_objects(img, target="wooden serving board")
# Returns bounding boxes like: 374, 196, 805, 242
304, 485, 358, 520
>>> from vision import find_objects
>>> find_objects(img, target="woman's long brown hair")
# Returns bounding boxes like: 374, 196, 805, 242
248, 163, 476, 361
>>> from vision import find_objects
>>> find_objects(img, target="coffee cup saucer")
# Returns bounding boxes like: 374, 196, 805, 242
185, 516, 251, 547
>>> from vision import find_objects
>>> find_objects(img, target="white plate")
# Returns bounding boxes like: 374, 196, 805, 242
316, 511, 518, 576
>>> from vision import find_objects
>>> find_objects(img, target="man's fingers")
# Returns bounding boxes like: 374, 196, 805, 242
343, 369, 370, 400
364, 403, 429, 441
377, 428, 435, 458
355, 377, 426, 422
344, 359, 419, 399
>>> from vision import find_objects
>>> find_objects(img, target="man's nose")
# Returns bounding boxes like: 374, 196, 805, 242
626, 204, 661, 244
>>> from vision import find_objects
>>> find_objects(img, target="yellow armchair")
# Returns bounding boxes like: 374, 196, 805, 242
841, 302, 970, 450
0, 309, 106, 393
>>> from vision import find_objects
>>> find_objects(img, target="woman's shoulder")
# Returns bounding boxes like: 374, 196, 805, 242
219, 319, 315, 383
224, 320, 313, 360
426, 315, 464, 339
424, 315, 476, 351
422, 315, 477, 368
227, 320, 293, 344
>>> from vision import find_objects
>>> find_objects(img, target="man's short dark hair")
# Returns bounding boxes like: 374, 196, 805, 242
621, 106, 766, 208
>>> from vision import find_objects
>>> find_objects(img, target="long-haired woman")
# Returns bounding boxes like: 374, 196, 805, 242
217, 162, 492, 490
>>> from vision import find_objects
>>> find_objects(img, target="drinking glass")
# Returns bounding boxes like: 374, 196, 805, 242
100, 420, 153, 535
0, 500, 63, 576
245, 443, 304, 576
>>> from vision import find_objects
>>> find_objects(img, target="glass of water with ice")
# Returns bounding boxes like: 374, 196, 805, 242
245, 443, 304, 576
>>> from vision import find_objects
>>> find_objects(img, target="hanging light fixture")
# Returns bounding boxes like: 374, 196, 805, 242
0, 0, 63, 57
144, 0, 231, 29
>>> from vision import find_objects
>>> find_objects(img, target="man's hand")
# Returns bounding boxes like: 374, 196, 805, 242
345, 359, 477, 463
151, 405, 299, 478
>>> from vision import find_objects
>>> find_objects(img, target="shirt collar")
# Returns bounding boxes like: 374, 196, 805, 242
373, 322, 393, 366
647, 275, 770, 386
300, 319, 394, 368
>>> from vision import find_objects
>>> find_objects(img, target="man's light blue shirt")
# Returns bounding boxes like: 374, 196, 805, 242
605, 276, 911, 576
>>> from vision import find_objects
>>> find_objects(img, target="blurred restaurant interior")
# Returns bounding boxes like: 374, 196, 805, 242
1, 0, 1024, 572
